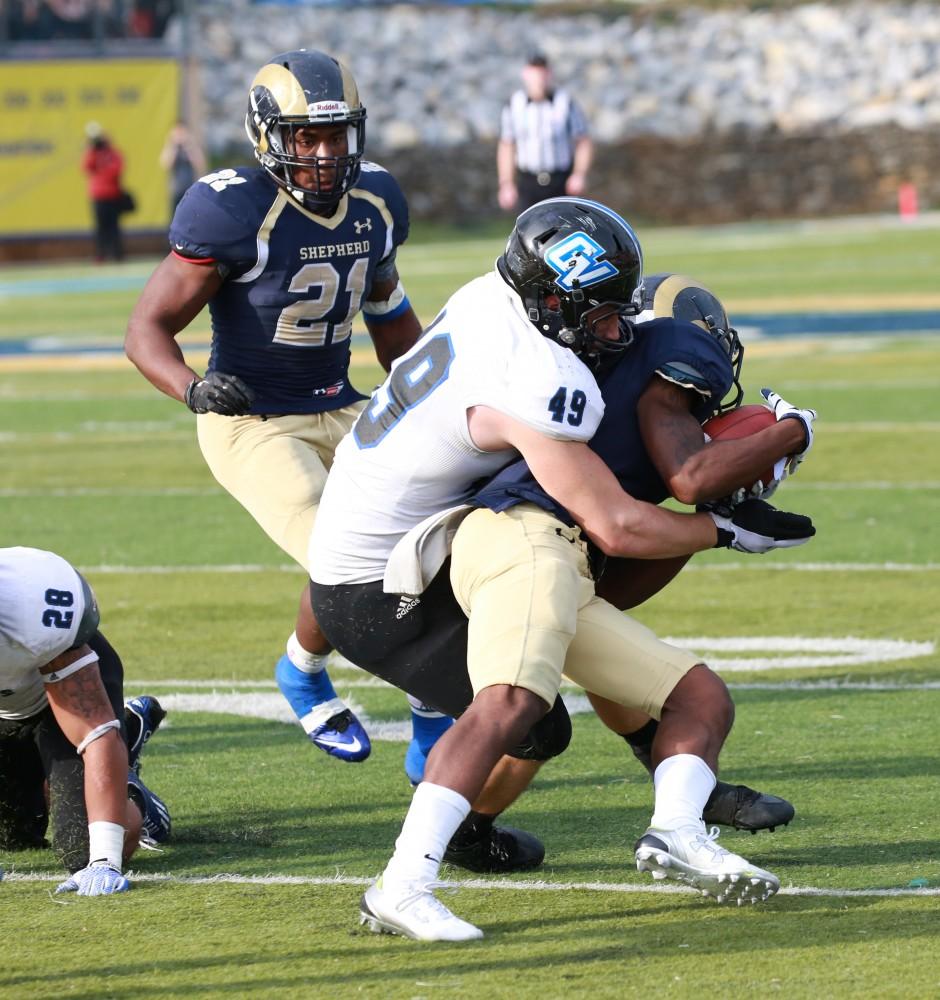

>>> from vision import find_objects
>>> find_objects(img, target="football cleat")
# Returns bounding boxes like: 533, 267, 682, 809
127, 770, 172, 846
703, 781, 795, 833
635, 824, 779, 904
359, 877, 483, 942
443, 821, 545, 874
275, 654, 371, 762
302, 700, 371, 763
124, 695, 166, 776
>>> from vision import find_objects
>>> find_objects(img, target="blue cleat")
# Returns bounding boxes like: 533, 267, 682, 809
127, 770, 171, 845
275, 654, 371, 762
124, 695, 166, 776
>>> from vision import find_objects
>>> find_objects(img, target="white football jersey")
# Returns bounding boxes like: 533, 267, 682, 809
0, 547, 91, 720
311, 270, 604, 584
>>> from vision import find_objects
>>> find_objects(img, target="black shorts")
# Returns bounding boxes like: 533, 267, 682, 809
310, 562, 473, 718
0, 631, 125, 871
310, 564, 570, 758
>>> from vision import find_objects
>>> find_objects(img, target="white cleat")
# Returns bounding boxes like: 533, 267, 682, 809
634, 824, 779, 904
359, 878, 484, 942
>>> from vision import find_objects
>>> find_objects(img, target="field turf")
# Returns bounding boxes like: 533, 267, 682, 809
0, 215, 938, 999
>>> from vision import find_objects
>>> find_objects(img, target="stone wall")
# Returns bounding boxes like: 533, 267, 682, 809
182, 1, 940, 222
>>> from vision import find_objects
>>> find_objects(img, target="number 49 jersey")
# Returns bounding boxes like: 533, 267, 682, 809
310, 270, 604, 585
0, 547, 94, 720
170, 163, 410, 415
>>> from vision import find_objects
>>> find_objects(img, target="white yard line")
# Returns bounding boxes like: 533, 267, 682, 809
3, 870, 936, 898
66, 561, 940, 575
125, 677, 940, 694
10, 483, 940, 498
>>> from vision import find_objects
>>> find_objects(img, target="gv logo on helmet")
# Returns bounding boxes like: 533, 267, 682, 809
545, 231, 618, 293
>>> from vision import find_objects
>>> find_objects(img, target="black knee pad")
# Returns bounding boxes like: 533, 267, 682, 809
508, 695, 572, 761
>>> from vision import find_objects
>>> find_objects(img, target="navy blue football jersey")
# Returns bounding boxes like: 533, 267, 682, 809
169, 163, 409, 414
473, 317, 734, 523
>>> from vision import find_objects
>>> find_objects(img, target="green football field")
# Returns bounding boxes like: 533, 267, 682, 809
1, 215, 939, 999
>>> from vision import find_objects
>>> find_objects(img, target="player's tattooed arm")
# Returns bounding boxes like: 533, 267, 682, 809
363, 268, 423, 371
638, 378, 712, 504
639, 377, 805, 505
41, 647, 119, 745
42, 648, 129, 827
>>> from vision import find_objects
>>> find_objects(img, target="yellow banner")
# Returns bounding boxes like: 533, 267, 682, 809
0, 59, 179, 236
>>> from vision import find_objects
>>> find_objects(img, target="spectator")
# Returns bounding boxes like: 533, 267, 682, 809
81, 122, 125, 263
159, 121, 207, 218
497, 52, 593, 213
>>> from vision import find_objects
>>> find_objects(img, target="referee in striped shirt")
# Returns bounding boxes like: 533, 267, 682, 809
497, 52, 593, 213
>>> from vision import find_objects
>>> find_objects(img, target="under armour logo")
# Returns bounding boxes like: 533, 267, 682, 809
545, 231, 618, 292
354, 218, 372, 234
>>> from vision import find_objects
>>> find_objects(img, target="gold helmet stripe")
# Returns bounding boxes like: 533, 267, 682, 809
651, 273, 724, 332
337, 59, 361, 110
251, 63, 310, 118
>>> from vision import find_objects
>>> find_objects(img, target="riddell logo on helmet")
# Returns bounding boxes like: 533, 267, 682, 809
308, 101, 349, 115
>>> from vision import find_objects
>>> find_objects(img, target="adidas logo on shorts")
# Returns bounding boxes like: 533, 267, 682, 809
396, 595, 421, 619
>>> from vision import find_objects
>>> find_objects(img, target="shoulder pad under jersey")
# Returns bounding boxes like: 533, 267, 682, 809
169, 167, 276, 264
350, 161, 410, 249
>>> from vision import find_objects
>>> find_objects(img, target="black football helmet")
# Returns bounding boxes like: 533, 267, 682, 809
245, 49, 366, 209
496, 197, 643, 363
639, 272, 744, 414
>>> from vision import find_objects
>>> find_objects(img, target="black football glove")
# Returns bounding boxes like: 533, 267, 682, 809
705, 497, 816, 554
184, 372, 255, 416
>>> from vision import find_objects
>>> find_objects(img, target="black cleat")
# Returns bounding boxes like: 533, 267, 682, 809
444, 821, 545, 874
703, 781, 795, 833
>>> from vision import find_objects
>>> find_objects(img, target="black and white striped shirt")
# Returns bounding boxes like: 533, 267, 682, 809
500, 89, 589, 174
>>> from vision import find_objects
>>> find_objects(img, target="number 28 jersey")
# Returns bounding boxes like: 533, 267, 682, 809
0, 547, 93, 720
170, 163, 410, 415
310, 270, 604, 585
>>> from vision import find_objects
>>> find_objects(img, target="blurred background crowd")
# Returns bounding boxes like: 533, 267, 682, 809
1, 0, 938, 259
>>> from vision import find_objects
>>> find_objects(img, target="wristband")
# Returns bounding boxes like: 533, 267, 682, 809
88, 820, 125, 868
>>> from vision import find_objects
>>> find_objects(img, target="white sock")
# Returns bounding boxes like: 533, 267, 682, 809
649, 754, 717, 831
381, 782, 470, 890
286, 632, 328, 674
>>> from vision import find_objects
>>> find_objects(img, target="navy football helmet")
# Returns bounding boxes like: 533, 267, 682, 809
497, 198, 643, 363
639, 272, 744, 414
245, 49, 366, 209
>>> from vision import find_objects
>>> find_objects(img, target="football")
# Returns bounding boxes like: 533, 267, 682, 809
702, 404, 778, 489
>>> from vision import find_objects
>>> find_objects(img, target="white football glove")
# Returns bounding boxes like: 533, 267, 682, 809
56, 861, 130, 896
761, 388, 817, 476
708, 498, 816, 554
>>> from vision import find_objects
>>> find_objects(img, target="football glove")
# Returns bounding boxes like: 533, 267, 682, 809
55, 861, 130, 896
184, 372, 255, 416
706, 498, 816, 553
760, 388, 817, 476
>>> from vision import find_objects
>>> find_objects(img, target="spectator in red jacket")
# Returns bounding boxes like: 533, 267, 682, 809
81, 122, 126, 262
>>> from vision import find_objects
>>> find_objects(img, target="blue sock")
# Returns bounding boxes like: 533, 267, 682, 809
275, 652, 339, 718
405, 695, 454, 784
